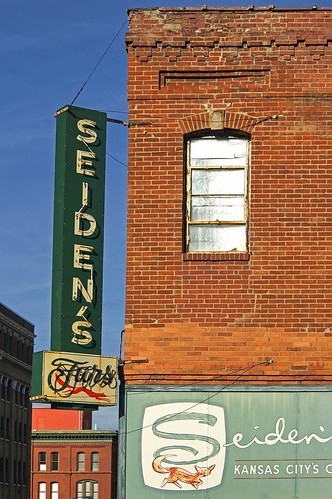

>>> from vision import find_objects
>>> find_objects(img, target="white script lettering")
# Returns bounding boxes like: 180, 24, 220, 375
225, 418, 332, 449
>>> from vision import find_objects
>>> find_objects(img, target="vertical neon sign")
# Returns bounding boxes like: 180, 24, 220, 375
50, 105, 107, 355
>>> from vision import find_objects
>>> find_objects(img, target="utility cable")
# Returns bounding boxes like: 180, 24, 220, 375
70, 18, 128, 105
106, 152, 127, 168
120, 360, 273, 437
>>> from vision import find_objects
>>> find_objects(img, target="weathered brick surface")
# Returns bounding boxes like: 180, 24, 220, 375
124, 8, 332, 384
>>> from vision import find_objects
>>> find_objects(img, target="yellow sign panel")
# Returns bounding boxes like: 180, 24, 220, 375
39, 351, 117, 406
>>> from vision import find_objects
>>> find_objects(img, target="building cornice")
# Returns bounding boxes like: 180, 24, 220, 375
31, 430, 117, 441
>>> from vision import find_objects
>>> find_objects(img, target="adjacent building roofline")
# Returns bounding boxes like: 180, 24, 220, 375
31, 429, 118, 441
0, 302, 35, 333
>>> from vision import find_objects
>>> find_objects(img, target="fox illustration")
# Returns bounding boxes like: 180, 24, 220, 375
152, 455, 216, 489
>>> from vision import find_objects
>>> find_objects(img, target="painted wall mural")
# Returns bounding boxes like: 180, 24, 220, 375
142, 403, 225, 490
122, 388, 332, 499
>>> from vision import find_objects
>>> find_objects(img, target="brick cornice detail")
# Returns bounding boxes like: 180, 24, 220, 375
126, 34, 332, 52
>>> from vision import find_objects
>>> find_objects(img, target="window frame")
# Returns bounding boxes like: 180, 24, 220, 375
51, 451, 59, 471
38, 482, 46, 499
38, 452, 47, 471
0, 457, 3, 484
77, 479, 98, 499
5, 458, 9, 483
77, 452, 85, 472
91, 452, 99, 471
51, 481, 59, 499
184, 129, 250, 255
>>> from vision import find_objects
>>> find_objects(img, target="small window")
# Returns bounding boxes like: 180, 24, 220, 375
185, 131, 250, 252
5, 458, 9, 483
38, 452, 47, 471
1, 378, 6, 400
8, 334, 12, 356
0, 417, 4, 439
77, 452, 85, 471
15, 384, 20, 405
91, 452, 99, 471
5, 417, 10, 440
20, 385, 25, 406
4, 332, 9, 353
6, 380, 12, 402
17, 460, 22, 484
51, 482, 59, 499
51, 452, 59, 471
24, 386, 30, 408
23, 462, 26, 484
38, 482, 46, 499
77, 479, 98, 499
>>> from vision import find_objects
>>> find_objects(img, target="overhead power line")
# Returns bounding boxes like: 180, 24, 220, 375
121, 360, 274, 437
106, 152, 127, 169
70, 18, 128, 105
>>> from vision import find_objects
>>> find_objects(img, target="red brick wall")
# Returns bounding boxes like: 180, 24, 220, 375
124, 8, 332, 384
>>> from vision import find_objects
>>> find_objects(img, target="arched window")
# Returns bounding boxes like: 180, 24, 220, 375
51, 482, 59, 499
38, 482, 46, 499
77, 479, 98, 499
185, 130, 250, 252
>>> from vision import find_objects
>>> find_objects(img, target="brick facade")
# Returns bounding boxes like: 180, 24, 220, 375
0, 303, 35, 499
30, 430, 117, 499
123, 7, 332, 386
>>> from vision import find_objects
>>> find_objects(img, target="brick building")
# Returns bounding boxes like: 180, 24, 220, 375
30, 423, 117, 499
119, 7, 332, 499
0, 302, 35, 499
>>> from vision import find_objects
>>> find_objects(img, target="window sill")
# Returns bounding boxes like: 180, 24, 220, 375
183, 251, 249, 262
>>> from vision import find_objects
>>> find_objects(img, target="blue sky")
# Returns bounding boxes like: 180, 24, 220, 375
1, 0, 328, 428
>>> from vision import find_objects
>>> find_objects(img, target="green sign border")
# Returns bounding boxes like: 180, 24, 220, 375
50, 105, 107, 355
119, 385, 332, 499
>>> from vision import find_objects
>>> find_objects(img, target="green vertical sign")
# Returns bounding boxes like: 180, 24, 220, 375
51, 105, 107, 355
